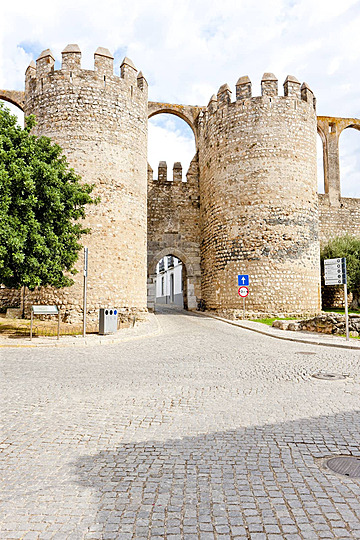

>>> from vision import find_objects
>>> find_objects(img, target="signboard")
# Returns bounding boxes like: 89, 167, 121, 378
238, 286, 249, 298
238, 274, 249, 286
32, 305, 59, 315
324, 257, 346, 285
30, 305, 60, 341
324, 257, 349, 341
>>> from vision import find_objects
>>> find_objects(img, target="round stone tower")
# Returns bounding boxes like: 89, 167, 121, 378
24, 45, 148, 321
198, 73, 320, 315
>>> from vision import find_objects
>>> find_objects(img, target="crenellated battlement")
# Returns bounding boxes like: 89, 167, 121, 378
149, 161, 184, 182
148, 160, 200, 185
203, 73, 315, 117
25, 44, 148, 99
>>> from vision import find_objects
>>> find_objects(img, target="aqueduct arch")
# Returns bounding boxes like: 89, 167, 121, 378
317, 116, 360, 203
0, 90, 25, 111
148, 101, 204, 144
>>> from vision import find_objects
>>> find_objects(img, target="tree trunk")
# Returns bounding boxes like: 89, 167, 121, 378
20, 285, 26, 318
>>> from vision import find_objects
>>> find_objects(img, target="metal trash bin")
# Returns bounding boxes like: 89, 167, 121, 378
99, 308, 118, 335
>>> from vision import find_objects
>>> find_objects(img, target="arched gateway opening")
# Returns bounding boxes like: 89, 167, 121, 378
147, 106, 202, 312
154, 254, 185, 308
147, 249, 198, 312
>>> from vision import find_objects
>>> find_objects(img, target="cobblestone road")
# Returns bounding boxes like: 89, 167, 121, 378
1, 307, 360, 539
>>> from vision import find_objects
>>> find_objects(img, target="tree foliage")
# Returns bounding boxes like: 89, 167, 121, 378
0, 102, 97, 290
320, 234, 360, 309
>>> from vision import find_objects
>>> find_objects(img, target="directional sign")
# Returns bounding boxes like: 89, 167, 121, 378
238, 274, 249, 286
324, 258, 342, 265
238, 286, 249, 298
324, 257, 346, 285
325, 268, 343, 279
325, 279, 344, 285
325, 267, 342, 276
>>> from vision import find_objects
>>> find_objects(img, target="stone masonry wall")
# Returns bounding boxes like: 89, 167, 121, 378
319, 194, 360, 309
319, 195, 360, 242
0, 287, 21, 310
147, 157, 201, 309
198, 75, 321, 315
22, 46, 148, 321
1, 53, 359, 320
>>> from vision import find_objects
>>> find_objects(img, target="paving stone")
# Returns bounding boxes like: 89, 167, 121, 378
1, 309, 360, 538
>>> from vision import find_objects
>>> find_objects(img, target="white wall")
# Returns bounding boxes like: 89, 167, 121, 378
155, 256, 183, 305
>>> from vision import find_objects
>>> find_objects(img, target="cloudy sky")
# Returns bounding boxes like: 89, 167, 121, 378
1, 0, 359, 196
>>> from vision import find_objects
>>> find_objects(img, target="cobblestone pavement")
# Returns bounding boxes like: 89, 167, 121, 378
1, 306, 360, 540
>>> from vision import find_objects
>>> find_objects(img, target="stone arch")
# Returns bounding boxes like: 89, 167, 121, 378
0, 90, 25, 111
337, 120, 360, 135
317, 116, 360, 204
147, 247, 200, 313
148, 101, 204, 144
148, 247, 191, 276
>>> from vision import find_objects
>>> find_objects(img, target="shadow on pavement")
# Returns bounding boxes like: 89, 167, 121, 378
74, 409, 360, 538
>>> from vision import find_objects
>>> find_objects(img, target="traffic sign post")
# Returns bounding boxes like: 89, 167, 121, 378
238, 286, 249, 320
343, 258, 349, 342
324, 257, 349, 341
83, 247, 88, 338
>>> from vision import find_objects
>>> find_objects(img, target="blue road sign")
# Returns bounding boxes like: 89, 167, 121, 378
238, 274, 249, 286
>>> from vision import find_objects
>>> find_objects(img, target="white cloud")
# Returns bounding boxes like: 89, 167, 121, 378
148, 116, 195, 179
1, 0, 359, 195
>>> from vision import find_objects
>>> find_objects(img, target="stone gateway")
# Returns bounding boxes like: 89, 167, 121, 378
1, 45, 359, 320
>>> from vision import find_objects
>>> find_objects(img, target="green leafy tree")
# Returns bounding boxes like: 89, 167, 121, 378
0, 102, 97, 293
320, 234, 360, 310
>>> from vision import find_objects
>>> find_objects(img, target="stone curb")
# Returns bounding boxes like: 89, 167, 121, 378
199, 312, 360, 351
0, 313, 162, 349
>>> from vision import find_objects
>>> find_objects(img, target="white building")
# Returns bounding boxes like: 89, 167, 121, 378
155, 256, 183, 306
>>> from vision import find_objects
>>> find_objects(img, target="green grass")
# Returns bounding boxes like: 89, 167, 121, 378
251, 317, 298, 326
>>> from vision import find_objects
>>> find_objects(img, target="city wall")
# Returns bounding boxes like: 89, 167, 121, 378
0, 49, 359, 318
